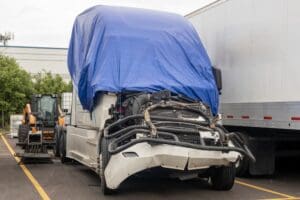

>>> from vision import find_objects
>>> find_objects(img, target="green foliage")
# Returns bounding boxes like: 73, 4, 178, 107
0, 54, 72, 127
0, 54, 34, 126
32, 70, 72, 94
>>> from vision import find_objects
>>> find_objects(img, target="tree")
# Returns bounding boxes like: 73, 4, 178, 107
0, 54, 34, 127
32, 70, 72, 94
0, 55, 72, 128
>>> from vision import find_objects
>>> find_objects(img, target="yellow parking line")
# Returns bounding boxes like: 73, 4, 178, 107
235, 180, 296, 199
0, 133, 50, 200
260, 198, 300, 200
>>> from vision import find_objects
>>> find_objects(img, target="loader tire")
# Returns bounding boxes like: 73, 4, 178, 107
18, 124, 29, 143
53, 126, 62, 157
100, 137, 115, 195
211, 164, 236, 191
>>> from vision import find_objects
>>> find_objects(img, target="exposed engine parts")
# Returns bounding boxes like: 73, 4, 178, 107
105, 91, 255, 162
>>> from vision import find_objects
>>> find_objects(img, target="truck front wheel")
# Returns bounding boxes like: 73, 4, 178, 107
210, 164, 236, 190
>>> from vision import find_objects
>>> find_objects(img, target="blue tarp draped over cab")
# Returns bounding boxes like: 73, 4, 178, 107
67, 5, 219, 114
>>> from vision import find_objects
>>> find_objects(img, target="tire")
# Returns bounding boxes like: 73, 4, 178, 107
100, 137, 115, 195
18, 124, 29, 143
235, 132, 250, 177
211, 164, 236, 191
53, 126, 62, 157
59, 131, 71, 163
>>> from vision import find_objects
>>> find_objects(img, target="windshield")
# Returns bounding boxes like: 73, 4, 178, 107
38, 96, 56, 121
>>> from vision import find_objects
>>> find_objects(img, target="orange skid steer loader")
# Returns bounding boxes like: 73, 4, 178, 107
16, 94, 65, 161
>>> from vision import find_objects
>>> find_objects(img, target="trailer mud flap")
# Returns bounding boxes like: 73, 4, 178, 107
248, 137, 275, 175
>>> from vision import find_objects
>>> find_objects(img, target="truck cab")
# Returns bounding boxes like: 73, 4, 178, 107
60, 5, 254, 194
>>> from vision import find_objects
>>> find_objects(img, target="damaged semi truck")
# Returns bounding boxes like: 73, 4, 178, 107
58, 5, 254, 194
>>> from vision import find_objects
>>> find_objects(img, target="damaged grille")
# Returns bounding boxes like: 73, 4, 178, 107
105, 91, 227, 154
176, 134, 201, 145
103, 91, 255, 163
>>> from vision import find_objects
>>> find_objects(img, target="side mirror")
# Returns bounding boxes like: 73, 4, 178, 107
212, 67, 222, 94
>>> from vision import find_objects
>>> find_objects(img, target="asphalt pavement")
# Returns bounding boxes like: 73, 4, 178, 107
1, 133, 300, 200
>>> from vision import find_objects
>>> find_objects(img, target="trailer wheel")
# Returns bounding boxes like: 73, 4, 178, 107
235, 132, 250, 177
53, 126, 62, 157
59, 131, 71, 163
100, 137, 115, 195
18, 124, 29, 143
210, 164, 235, 190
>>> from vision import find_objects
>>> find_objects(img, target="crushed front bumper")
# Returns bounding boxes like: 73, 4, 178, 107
103, 112, 255, 189
104, 142, 239, 189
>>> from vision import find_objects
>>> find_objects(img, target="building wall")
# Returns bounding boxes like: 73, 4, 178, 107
0, 45, 70, 81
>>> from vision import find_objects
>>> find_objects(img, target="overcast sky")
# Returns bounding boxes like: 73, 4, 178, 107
0, 0, 214, 48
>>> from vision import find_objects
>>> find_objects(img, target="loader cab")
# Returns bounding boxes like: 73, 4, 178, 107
31, 94, 58, 127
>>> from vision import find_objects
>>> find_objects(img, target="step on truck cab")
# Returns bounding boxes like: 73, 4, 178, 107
59, 5, 254, 194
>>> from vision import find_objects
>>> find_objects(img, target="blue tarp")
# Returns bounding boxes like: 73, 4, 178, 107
68, 5, 219, 114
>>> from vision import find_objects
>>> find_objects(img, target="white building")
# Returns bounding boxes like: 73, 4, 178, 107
0, 45, 70, 81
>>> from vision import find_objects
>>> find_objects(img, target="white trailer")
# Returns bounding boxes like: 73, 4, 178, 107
186, 0, 300, 175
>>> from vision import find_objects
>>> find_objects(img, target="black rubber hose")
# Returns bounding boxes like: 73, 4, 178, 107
213, 126, 226, 145
227, 133, 256, 163
111, 129, 180, 146
152, 116, 209, 125
153, 121, 212, 131
215, 124, 229, 133
103, 114, 210, 137
105, 124, 214, 139
104, 125, 146, 139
